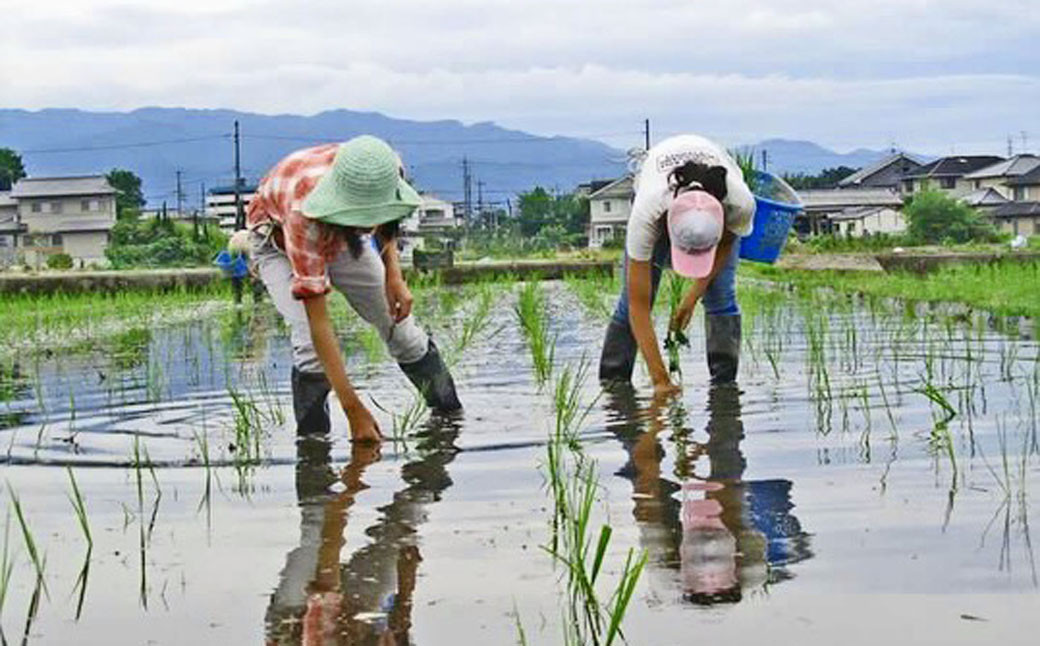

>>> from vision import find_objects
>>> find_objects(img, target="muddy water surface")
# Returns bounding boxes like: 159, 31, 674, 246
1, 281, 1037, 645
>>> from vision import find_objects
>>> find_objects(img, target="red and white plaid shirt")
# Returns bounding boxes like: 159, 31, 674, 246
247, 143, 347, 299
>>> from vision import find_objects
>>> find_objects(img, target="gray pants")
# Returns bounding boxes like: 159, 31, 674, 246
250, 231, 429, 373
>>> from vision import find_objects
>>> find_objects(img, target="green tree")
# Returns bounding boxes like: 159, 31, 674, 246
0, 148, 26, 190
903, 189, 997, 244
106, 217, 227, 268
516, 187, 589, 242
106, 168, 145, 218
784, 166, 859, 190
517, 187, 554, 237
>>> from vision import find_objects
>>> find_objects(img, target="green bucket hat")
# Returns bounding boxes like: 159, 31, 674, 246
302, 135, 422, 227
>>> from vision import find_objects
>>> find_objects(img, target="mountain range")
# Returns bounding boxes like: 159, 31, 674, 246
1, 108, 909, 207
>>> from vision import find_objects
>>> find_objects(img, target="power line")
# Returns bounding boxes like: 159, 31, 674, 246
22, 134, 229, 154
241, 133, 636, 146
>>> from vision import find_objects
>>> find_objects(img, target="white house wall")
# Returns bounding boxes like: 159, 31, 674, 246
18, 196, 116, 234
62, 231, 110, 264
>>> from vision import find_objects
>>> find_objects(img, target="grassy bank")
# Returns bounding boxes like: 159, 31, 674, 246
1, 283, 233, 358
742, 260, 1040, 318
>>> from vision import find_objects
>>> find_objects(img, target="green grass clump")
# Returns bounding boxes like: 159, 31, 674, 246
744, 261, 1040, 318
516, 281, 556, 387
542, 359, 645, 645
563, 271, 620, 320
0, 284, 231, 360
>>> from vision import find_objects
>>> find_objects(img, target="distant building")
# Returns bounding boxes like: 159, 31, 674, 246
958, 187, 1009, 213
798, 188, 906, 237
900, 156, 1004, 196
587, 176, 634, 249
961, 155, 1040, 200
991, 201, 1040, 237
993, 165, 1040, 236
7, 175, 118, 266
416, 195, 461, 235
206, 184, 258, 231
0, 191, 19, 253
1007, 165, 1040, 203
838, 152, 922, 193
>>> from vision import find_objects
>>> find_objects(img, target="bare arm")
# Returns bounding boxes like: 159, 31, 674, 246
376, 233, 413, 322
303, 294, 381, 442
627, 259, 676, 393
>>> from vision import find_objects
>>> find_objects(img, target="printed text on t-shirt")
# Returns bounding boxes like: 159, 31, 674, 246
655, 149, 722, 173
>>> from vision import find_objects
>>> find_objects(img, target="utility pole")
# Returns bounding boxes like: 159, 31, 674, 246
477, 180, 485, 226
644, 118, 651, 151
461, 157, 472, 224
175, 170, 184, 220
1022, 130, 1029, 154
761, 149, 769, 173
234, 120, 245, 231
195, 181, 204, 240
1007, 135, 1014, 158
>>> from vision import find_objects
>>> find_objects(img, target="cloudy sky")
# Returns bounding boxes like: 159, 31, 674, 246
3, 0, 1038, 154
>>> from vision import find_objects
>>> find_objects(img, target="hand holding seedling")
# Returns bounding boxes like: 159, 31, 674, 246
345, 403, 382, 444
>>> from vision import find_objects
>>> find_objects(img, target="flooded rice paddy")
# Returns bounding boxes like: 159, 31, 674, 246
0, 274, 1038, 645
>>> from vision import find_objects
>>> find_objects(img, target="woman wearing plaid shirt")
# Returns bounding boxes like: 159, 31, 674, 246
246, 135, 461, 443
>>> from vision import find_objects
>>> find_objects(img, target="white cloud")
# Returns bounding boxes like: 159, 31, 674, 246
2, 0, 1038, 154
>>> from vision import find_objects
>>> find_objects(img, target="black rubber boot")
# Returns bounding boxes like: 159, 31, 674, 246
705, 313, 741, 385
398, 340, 462, 413
598, 318, 639, 383
291, 367, 331, 435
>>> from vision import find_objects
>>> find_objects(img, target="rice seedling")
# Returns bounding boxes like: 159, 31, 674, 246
450, 282, 497, 362
541, 357, 645, 645
552, 358, 599, 449
67, 468, 92, 620
0, 284, 231, 362
7, 486, 48, 600
805, 311, 833, 434
0, 510, 14, 627
662, 272, 690, 377
563, 272, 618, 321
917, 380, 958, 484
875, 373, 899, 440
511, 602, 528, 646
978, 418, 1037, 584
516, 280, 556, 386
604, 548, 648, 646
130, 436, 161, 609
193, 431, 213, 520
226, 382, 270, 469
254, 369, 285, 428
370, 389, 428, 448
357, 324, 387, 365
67, 468, 91, 547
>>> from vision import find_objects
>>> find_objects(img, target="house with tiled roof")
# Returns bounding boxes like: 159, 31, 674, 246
900, 155, 1004, 196
838, 152, 922, 193
798, 187, 906, 236
587, 175, 634, 248
961, 154, 1040, 199
958, 187, 1009, 212
1007, 165, 1040, 202
7, 175, 118, 266
991, 165, 1040, 236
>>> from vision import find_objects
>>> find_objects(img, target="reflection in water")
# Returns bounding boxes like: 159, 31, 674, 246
604, 385, 812, 606
266, 420, 460, 645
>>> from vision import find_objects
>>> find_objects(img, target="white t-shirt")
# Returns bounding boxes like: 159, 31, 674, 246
625, 135, 756, 262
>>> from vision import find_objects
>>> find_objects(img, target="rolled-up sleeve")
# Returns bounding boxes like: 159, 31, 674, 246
284, 212, 331, 299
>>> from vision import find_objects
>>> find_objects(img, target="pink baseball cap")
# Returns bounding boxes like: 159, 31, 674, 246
668, 191, 725, 278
